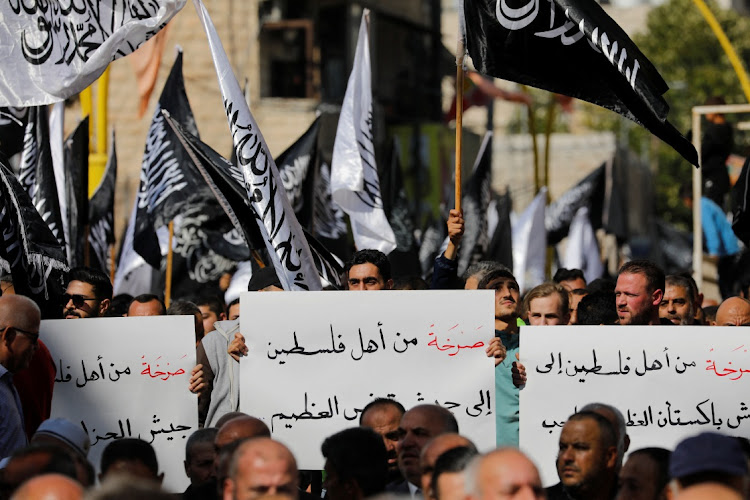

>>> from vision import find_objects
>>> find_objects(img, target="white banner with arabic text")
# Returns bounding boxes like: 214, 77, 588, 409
240, 290, 496, 469
520, 325, 750, 486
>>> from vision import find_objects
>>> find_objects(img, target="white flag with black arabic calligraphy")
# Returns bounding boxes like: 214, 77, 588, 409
193, 0, 321, 291
331, 9, 396, 255
0, 1, 185, 107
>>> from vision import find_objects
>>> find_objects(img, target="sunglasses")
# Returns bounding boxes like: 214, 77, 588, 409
1, 325, 39, 344
63, 293, 98, 308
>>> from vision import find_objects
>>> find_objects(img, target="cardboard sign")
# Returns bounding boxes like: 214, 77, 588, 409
520, 325, 750, 485
41, 316, 198, 492
240, 290, 496, 469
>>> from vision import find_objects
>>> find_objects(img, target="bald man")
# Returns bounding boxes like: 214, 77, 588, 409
223, 438, 299, 500
215, 416, 271, 451
714, 297, 750, 326
0, 295, 41, 456
465, 448, 545, 500
10, 473, 83, 500
391, 404, 459, 495
419, 434, 476, 499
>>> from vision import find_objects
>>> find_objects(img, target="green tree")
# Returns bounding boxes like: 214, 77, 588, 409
631, 0, 750, 227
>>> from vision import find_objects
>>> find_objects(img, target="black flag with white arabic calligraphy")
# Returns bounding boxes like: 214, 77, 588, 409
89, 131, 117, 275
0, 156, 67, 305
133, 50, 208, 269
463, 0, 698, 165
63, 117, 89, 267
18, 105, 67, 253
163, 112, 344, 289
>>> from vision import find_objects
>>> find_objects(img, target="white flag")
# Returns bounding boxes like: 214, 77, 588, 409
512, 188, 547, 294
49, 102, 69, 260
562, 207, 603, 283
193, 0, 320, 291
0, 1, 185, 107
331, 10, 396, 255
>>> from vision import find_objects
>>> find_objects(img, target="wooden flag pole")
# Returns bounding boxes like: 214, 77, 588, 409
522, 86, 540, 194
109, 244, 116, 284
165, 220, 174, 308
455, 38, 465, 212
251, 249, 266, 268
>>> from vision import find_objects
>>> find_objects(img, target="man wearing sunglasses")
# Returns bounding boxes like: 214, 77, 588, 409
0, 294, 41, 457
62, 267, 112, 319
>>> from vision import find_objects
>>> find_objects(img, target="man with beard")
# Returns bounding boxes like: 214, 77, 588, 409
388, 404, 458, 497
659, 275, 699, 325
360, 398, 405, 483
614, 261, 665, 326
547, 411, 618, 500
62, 267, 112, 319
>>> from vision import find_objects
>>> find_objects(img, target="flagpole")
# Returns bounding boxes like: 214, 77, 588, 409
251, 249, 266, 269
522, 86, 540, 194
455, 39, 465, 212
109, 244, 116, 284
165, 220, 174, 308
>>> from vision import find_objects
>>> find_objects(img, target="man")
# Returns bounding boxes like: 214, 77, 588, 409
430, 447, 477, 500
569, 288, 588, 325
580, 403, 630, 472
344, 249, 393, 290
360, 398, 405, 483
63, 267, 112, 319
183, 428, 218, 497
523, 282, 570, 326
195, 294, 226, 335
99, 438, 163, 484
547, 411, 618, 500
669, 432, 748, 497
677, 483, 742, 500
127, 294, 166, 317
321, 427, 387, 500
659, 275, 698, 325
1, 445, 80, 492
0, 295, 41, 457
9, 473, 83, 500
390, 404, 459, 497
464, 448, 545, 500
214, 416, 271, 451
223, 438, 299, 500
168, 300, 205, 344
681, 184, 739, 299
714, 297, 750, 326
616, 447, 671, 500
419, 434, 476, 500
554, 268, 587, 292
478, 268, 521, 447
226, 298, 240, 321
614, 260, 665, 325
577, 292, 619, 326
700, 97, 733, 208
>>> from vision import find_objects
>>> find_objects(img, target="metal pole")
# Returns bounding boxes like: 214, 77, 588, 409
692, 110, 703, 289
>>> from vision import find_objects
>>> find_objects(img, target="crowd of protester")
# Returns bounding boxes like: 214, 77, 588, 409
0, 211, 749, 500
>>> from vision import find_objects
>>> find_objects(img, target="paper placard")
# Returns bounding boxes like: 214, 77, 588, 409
519, 325, 750, 486
240, 290, 496, 469
41, 316, 198, 492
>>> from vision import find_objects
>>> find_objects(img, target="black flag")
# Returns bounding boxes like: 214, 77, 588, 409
163, 112, 344, 289
18, 106, 67, 253
0, 107, 27, 159
0, 157, 67, 304
487, 189, 514, 271
63, 117, 89, 267
732, 156, 750, 246
133, 50, 207, 268
545, 163, 605, 245
89, 131, 117, 275
276, 117, 320, 229
463, 0, 698, 165
456, 132, 493, 276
